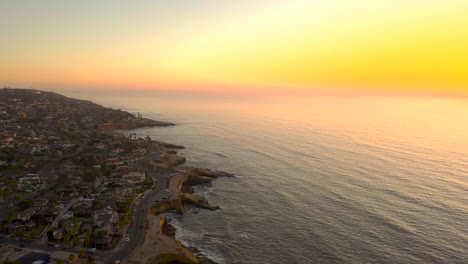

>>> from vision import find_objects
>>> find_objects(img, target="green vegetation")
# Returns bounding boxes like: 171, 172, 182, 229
17, 198, 35, 211
152, 200, 184, 215
91, 200, 104, 210
6, 209, 15, 223
14, 225, 45, 239
118, 205, 131, 214
3, 260, 22, 264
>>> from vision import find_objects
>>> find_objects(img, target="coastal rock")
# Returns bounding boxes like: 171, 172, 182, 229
159, 217, 176, 238
181, 193, 220, 211
187, 247, 219, 264
154, 141, 185, 149
151, 193, 219, 215
99, 118, 174, 130
179, 166, 235, 178
152, 200, 184, 215
145, 154, 186, 172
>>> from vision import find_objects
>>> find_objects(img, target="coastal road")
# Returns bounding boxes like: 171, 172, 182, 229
103, 152, 174, 264
0, 143, 174, 264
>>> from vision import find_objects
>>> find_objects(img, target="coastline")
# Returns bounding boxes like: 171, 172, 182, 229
116, 124, 232, 264
0, 88, 225, 264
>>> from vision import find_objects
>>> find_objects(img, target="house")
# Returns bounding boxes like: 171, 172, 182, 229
18, 174, 41, 184
93, 207, 119, 228
62, 160, 77, 170
122, 171, 146, 183
14, 208, 36, 222
94, 143, 105, 150
132, 147, 148, 157
63, 211, 74, 220
35, 197, 49, 207
111, 148, 124, 155
53, 229, 64, 240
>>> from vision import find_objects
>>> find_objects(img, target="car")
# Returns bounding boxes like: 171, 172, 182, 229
19, 244, 25, 247
47, 243, 54, 246
125, 237, 130, 242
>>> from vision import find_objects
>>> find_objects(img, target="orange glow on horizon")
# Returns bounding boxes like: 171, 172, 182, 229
0, 0, 467, 96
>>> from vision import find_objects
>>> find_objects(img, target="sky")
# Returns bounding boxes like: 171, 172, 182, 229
1, 0, 467, 96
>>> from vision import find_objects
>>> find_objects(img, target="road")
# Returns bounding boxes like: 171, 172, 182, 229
0, 143, 174, 264
102, 150, 174, 264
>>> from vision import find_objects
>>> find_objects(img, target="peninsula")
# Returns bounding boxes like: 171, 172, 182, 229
0, 88, 228, 264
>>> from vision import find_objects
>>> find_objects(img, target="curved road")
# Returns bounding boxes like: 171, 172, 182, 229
0, 146, 173, 264
103, 152, 173, 264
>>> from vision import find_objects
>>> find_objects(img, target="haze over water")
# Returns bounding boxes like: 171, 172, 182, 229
67, 92, 467, 263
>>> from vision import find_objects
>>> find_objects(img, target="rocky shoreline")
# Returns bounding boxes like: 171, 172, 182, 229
100, 117, 174, 130
115, 125, 233, 264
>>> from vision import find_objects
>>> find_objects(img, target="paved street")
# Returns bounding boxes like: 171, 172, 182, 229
0, 143, 175, 264
103, 150, 172, 264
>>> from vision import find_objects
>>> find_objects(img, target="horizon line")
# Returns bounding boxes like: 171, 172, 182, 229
2, 86, 467, 99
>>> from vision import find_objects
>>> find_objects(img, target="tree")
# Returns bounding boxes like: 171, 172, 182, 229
79, 249, 86, 258
118, 205, 131, 214
17, 198, 35, 211
64, 233, 71, 247
69, 254, 76, 262
85, 229, 92, 248
74, 236, 80, 245
92, 200, 104, 210
7, 209, 15, 223
54, 230, 63, 240
56, 260, 64, 264
0, 188, 13, 199
72, 217, 79, 235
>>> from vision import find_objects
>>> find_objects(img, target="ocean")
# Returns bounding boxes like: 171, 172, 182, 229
64, 91, 467, 263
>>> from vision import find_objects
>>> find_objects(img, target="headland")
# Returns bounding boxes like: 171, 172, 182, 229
0, 88, 229, 264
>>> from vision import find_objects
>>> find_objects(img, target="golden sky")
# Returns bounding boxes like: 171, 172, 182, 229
1, 0, 467, 95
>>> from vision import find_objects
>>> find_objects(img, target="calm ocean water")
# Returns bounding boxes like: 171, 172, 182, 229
65, 92, 468, 263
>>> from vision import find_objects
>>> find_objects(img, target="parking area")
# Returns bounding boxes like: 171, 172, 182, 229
17, 252, 48, 264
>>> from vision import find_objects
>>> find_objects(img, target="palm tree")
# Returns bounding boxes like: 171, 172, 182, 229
85, 229, 92, 248
64, 233, 71, 247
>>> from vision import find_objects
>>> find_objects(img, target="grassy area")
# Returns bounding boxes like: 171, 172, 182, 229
15, 225, 45, 239
152, 200, 184, 215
